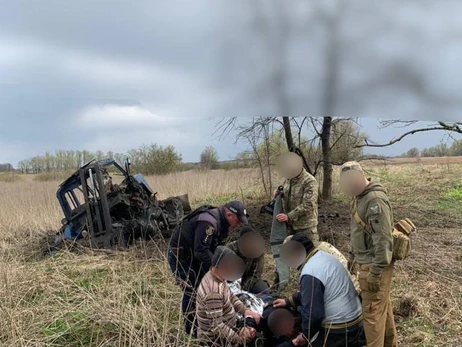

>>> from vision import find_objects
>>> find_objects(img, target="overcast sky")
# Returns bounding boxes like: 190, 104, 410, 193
1, 1, 461, 166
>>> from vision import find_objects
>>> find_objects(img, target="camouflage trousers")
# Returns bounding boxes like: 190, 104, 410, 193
288, 227, 319, 242
358, 263, 398, 347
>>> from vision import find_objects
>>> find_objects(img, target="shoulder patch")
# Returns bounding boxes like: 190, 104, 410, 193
203, 225, 216, 243
205, 225, 215, 236
369, 203, 381, 215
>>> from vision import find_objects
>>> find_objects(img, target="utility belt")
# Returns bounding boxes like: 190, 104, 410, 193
322, 314, 363, 330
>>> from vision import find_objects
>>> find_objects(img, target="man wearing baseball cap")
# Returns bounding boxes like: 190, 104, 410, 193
168, 200, 249, 336
339, 161, 397, 347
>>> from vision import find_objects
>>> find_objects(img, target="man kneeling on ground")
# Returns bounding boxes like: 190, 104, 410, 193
196, 246, 262, 346
227, 226, 271, 296
275, 233, 366, 346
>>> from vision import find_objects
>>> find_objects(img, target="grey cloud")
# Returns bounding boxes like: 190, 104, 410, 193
0, 1, 461, 166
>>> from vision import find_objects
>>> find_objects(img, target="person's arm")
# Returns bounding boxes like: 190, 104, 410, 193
230, 292, 247, 315
365, 198, 394, 275
200, 292, 244, 345
298, 274, 325, 340
286, 178, 317, 223
193, 222, 216, 272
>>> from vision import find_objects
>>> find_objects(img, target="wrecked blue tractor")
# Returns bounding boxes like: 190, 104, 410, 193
50, 158, 191, 252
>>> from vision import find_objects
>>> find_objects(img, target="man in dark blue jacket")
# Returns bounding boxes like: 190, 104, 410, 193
168, 200, 249, 335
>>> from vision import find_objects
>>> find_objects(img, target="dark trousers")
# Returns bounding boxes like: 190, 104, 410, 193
249, 280, 272, 304
167, 248, 205, 336
311, 321, 366, 347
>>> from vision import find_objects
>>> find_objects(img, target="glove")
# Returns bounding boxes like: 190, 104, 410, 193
367, 272, 381, 293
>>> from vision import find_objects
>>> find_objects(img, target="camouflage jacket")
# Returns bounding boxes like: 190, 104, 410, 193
227, 241, 264, 292
350, 181, 394, 276
282, 169, 318, 231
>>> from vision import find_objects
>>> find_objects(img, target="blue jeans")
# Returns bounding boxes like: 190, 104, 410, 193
167, 248, 204, 336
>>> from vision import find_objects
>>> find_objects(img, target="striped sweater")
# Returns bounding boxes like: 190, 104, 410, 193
196, 271, 247, 345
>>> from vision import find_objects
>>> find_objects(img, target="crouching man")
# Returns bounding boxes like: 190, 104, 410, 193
196, 246, 262, 347
275, 233, 366, 347
227, 226, 271, 297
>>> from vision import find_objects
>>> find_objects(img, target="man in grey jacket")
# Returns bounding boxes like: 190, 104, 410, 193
274, 233, 366, 346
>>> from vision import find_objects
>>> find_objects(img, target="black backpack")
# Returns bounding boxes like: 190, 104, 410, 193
181, 205, 217, 222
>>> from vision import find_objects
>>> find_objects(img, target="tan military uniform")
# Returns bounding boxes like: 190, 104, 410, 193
314, 241, 361, 293
351, 180, 397, 347
282, 169, 319, 241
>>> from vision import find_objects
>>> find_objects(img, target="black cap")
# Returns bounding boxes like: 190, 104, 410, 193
224, 200, 249, 224
211, 246, 236, 267
290, 232, 315, 253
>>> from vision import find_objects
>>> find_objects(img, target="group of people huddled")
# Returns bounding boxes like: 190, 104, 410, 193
168, 153, 398, 347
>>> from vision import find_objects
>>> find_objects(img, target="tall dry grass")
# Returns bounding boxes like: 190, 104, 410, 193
0, 164, 461, 346
0, 169, 262, 346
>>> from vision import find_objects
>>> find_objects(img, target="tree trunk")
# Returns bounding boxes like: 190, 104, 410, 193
321, 117, 333, 200
282, 117, 295, 151
319, 1, 344, 200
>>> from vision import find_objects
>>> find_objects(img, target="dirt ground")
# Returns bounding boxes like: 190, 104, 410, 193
243, 196, 462, 347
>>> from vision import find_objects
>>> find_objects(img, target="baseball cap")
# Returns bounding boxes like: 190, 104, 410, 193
224, 200, 249, 224
340, 161, 363, 175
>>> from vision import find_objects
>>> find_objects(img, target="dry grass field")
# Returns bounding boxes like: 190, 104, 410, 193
0, 162, 461, 346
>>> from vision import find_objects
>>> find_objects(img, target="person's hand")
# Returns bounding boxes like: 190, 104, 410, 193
273, 298, 287, 308
367, 272, 381, 293
292, 333, 308, 346
245, 309, 261, 325
240, 327, 256, 343
273, 188, 279, 197
276, 213, 289, 223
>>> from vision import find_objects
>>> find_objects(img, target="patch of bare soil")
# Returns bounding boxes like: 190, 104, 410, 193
245, 198, 462, 346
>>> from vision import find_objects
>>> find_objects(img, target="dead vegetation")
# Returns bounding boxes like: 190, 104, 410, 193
0, 163, 461, 346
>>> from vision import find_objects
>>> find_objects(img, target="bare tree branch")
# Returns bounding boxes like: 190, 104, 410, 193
355, 123, 462, 148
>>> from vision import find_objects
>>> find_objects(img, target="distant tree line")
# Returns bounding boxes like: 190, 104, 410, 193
0, 163, 14, 172
401, 140, 462, 158
15, 144, 255, 176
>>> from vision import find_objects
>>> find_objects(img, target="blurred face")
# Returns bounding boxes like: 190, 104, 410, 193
224, 209, 241, 231
218, 255, 245, 282
238, 231, 265, 259
339, 170, 366, 197
280, 241, 306, 268
276, 152, 303, 179
270, 309, 296, 337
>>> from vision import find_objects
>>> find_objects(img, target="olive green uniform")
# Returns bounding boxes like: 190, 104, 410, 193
282, 169, 319, 241
351, 181, 397, 347
227, 241, 264, 292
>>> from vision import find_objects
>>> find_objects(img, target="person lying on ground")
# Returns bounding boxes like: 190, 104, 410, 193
196, 246, 262, 347
227, 226, 271, 296
260, 302, 302, 347
275, 233, 366, 347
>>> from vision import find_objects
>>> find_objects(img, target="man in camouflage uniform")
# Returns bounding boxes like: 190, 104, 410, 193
274, 152, 319, 241
339, 161, 397, 347
226, 226, 269, 295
